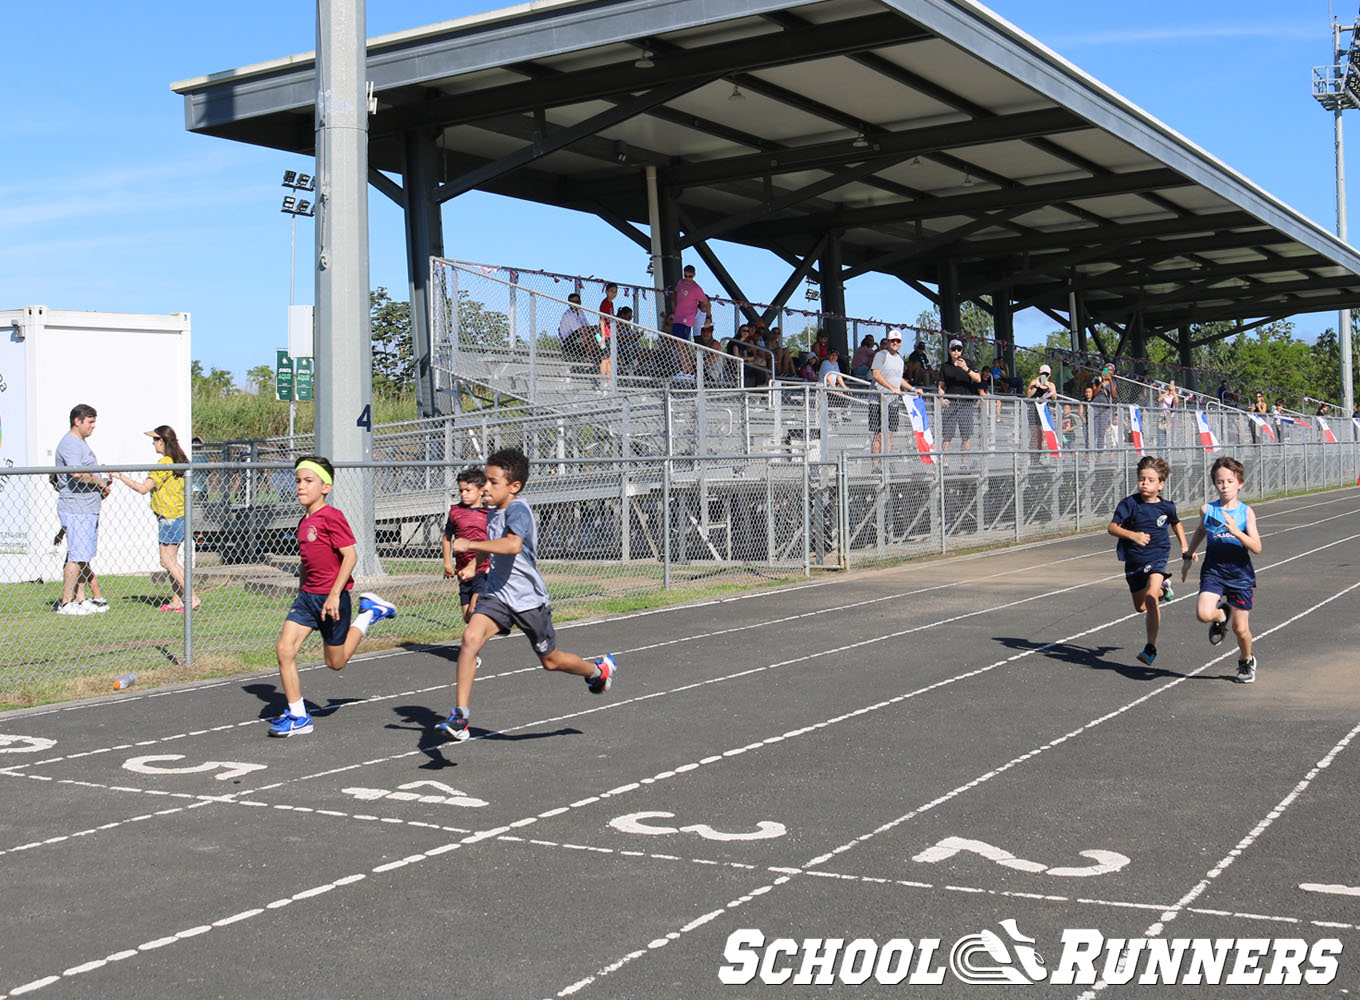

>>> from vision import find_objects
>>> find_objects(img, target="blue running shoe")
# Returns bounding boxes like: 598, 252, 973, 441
587, 654, 617, 695
268, 711, 313, 737
358, 592, 397, 622
437, 710, 470, 742
1160, 580, 1174, 602
1136, 644, 1157, 666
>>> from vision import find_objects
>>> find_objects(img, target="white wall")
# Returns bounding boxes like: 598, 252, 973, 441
0, 307, 192, 581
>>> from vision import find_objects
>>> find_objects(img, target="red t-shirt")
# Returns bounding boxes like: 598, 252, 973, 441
297, 505, 357, 594
598, 297, 614, 344
444, 503, 489, 574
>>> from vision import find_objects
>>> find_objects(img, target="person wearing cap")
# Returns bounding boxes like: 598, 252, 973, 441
869, 329, 922, 463
937, 337, 984, 462
113, 424, 201, 611
1025, 364, 1059, 452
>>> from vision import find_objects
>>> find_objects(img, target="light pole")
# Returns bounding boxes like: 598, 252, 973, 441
280, 171, 315, 442
280, 170, 316, 306
1312, 15, 1359, 416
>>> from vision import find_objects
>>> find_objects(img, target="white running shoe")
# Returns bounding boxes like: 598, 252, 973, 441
55, 601, 92, 616
81, 600, 109, 614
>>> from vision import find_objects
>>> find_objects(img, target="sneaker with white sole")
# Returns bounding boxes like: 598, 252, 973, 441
1208, 601, 1229, 645
436, 710, 470, 742
80, 599, 109, 614
586, 654, 617, 695
1236, 656, 1257, 684
55, 601, 91, 616
1136, 644, 1157, 666
267, 711, 313, 737
357, 592, 397, 623
1160, 580, 1174, 602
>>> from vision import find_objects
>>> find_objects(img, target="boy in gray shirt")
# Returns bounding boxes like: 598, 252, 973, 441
438, 447, 617, 741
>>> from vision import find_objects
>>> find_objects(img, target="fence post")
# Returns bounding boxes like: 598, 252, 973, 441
1013, 451, 1022, 542
838, 450, 850, 571
939, 450, 947, 555
1073, 449, 1082, 531
528, 291, 537, 394
662, 457, 672, 591
621, 461, 631, 563
183, 467, 194, 668
803, 386, 812, 577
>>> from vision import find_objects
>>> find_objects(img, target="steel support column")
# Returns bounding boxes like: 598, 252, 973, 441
994, 288, 1014, 381
315, 0, 377, 576
939, 260, 961, 359
819, 233, 847, 356
1177, 324, 1196, 390
402, 128, 445, 419
660, 185, 682, 316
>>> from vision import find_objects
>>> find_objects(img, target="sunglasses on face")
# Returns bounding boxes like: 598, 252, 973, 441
152, 436, 163, 442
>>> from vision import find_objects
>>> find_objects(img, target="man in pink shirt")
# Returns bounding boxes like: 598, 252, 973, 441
671, 264, 710, 342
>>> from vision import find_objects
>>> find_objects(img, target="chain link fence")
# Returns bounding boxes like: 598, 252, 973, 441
4, 389, 1356, 705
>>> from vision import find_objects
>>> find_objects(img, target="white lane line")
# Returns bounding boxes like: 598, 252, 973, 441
1075, 713, 1360, 1000
538, 578, 1360, 999
1300, 882, 1360, 897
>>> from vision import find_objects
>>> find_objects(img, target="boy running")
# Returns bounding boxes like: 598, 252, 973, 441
1181, 457, 1262, 683
437, 447, 616, 742
442, 466, 490, 622
1108, 456, 1191, 667
268, 455, 397, 737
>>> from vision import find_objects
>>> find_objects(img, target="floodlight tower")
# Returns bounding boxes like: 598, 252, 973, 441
1312, 13, 1359, 415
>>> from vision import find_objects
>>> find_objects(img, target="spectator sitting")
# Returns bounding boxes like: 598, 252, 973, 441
850, 335, 876, 380
819, 349, 847, 389
558, 293, 594, 369
907, 340, 930, 370
765, 329, 796, 378
811, 331, 830, 361
695, 324, 727, 383
614, 305, 642, 375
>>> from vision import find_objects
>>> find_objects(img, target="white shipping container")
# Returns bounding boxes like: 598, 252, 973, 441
0, 306, 192, 582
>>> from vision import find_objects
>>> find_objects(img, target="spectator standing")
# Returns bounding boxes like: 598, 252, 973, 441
1157, 380, 1180, 449
869, 330, 920, 463
1092, 365, 1118, 452
1060, 403, 1078, 448
1216, 380, 1229, 405
671, 264, 710, 343
54, 403, 112, 615
1249, 391, 1270, 443
113, 425, 198, 611
614, 305, 642, 375
937, 338, 984, 462
596, 283, 618, 377
850, 335, 876, 380
1024, 364, 1058, 451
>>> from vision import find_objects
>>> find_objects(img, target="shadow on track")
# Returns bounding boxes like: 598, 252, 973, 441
993, 637, 1236, 683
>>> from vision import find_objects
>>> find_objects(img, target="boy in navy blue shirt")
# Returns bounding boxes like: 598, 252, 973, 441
1108, 456, 1191, 666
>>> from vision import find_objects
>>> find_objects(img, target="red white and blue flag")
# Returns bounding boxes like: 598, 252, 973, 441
1277, 414, 1311, 428
1127, 404, 1144, 454
1035, 401, 1061, 454
1195, 410, 1220, 452
905, 395, 936, 465
1248, 411, 1276, 442
1318, 415, 1338, 443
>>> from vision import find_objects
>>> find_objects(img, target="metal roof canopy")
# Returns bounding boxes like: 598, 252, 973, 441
173, 0, 1360, 349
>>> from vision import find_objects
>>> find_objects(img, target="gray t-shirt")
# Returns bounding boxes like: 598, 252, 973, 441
870, 349, 905, 394
484, 498, 550, 612
55, 432, 102, 514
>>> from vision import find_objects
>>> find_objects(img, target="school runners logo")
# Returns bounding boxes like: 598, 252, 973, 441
1156, 514, 1168, 527
949, 919, 1046, 984
718, 923, 1342, 986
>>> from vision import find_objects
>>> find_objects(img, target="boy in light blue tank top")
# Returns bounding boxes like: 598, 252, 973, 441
1181, 457, 1262, 683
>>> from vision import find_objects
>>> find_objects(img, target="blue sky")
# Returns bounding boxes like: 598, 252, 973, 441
0, 0, 1346, 381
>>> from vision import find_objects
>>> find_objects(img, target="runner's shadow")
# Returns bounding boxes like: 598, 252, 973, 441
993, 636, 1219, 682
241, 683, 361, 720
389, 705, 582, 769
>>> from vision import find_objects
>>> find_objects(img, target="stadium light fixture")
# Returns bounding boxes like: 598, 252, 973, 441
633, 48, 654, 69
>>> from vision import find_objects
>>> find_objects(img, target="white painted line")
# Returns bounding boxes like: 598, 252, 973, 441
1300, 882, 1360, 897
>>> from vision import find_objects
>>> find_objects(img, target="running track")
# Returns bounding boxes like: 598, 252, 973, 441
1, 487, 1358, 998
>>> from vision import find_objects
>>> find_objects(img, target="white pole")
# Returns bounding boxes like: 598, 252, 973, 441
646, 165, 664, 327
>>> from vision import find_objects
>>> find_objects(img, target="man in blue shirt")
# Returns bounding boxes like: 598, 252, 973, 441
54, 403, 113, 615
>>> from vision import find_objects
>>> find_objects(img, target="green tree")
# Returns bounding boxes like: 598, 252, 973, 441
371, 286, 414, 394
191, 359, 238, 400
246, 364, 275, 397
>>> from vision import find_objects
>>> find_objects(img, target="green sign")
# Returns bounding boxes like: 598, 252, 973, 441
276, 350, 295, 401
295, 357, 314, 402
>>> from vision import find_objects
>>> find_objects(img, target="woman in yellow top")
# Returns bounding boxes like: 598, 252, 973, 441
114, 425, 199, 610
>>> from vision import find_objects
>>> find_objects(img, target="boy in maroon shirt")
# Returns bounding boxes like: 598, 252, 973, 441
442, 466, 490, 622
268, 455, 396, 737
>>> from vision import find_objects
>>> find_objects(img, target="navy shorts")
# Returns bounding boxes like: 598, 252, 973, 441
286, 590, 352, 646
1125, 560, 1169, 594
1200, 572, 1255, 611
459, 571, 488, 608
473, 594, 558, 656
671, 322, 694, 342
157, 515, 185, 545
